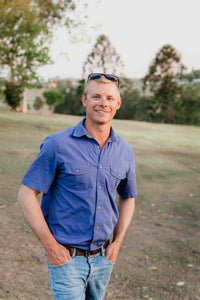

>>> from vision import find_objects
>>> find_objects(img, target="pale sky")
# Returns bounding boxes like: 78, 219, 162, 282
38, 0, 200, 80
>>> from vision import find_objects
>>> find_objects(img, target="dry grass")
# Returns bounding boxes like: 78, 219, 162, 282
0, 109, 200, 300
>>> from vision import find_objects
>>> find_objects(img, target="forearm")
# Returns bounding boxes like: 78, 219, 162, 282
113, 196, 135, 245
18, 185, 70, 265
106, 196, 135, 263
17, 184, 58, 251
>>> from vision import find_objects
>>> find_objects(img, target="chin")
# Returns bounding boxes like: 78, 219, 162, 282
93, 117, 108, 125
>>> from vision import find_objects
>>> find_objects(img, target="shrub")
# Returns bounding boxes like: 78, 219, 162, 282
43, 89, 64, 108
33, 96, 44, 111
4, 82, 23, 110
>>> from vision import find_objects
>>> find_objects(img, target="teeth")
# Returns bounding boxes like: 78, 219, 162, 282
96, 110, 106, 113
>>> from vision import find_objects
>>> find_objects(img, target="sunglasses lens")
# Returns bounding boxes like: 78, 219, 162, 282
88, 73, 119, 86
89, 73, 103, 80
105, 75, 118, 82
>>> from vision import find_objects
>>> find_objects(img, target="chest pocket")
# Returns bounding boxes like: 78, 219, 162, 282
64, 162, 90, 190
110, 166, 126, 190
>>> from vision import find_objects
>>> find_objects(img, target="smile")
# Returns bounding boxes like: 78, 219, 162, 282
95, 110, 109, 114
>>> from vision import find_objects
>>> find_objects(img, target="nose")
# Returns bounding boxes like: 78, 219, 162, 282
99, 96, 107, 106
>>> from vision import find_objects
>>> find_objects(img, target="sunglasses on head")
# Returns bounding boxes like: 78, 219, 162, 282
87, 73, 119, 87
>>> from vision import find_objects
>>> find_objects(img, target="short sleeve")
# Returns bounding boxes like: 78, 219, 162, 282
21, 136, 57, 193
117, 150, 137, 198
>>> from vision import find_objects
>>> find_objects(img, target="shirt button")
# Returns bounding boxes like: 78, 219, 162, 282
91, 244, 94, 247
96, 226, 99, 230
76, 169, 79, 173
98, 206, 101, 210
99, 185, 101, 189
100, 165, 102, 169
118, 174, 121, 178
96, 146, 100, 149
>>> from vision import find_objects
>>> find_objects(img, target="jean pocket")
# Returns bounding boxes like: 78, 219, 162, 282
104, 255, 115, 266
48, 258, 72, 269
45, 251, 71, 269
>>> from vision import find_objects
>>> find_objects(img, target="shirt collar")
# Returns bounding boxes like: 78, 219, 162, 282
72, 118, 119, 142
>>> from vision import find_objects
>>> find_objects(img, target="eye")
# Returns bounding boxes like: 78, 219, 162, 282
107, 96, 115, 101
92, 95, 100, 99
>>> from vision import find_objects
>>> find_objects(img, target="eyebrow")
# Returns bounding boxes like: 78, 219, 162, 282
91, 93, 115, 98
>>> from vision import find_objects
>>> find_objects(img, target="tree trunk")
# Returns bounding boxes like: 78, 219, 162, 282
21, 88, 27, 113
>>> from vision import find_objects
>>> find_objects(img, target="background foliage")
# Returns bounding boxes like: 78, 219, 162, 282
48, 77, 200, 125
82, 34, 124, 78
36, 41, 200, 125
0, 0, 87, 110
0, 4, 199, 126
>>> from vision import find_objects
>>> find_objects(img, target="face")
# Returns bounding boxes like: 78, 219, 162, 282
82, 81, 122, 127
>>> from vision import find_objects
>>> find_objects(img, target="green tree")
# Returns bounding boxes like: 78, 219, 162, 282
33, 96, 44, 111
3, 82, 23, 110
183, 69, 200, 83
115, 78, 154, 122
82, 34, 124, 78
115, 78, 139, 120
0, 0, 86, 111
176, 83, 200, 125
54, 79, 85, 115
143, 44, 186, 123
43, 89, 64, 109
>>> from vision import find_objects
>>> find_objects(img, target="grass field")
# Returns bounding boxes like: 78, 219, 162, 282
0, 108, 200, 300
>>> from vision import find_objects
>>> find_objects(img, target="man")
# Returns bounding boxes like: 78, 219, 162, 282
17, 73, 137, 300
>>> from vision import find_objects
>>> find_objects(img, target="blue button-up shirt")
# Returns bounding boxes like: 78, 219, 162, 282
21, 119, 137, 250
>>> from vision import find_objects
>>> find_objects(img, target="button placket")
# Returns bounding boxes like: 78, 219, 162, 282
92, 142, 104, 249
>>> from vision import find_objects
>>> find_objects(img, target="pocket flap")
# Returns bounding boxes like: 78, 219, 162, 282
110, 167, 125, 179
65, 162, 89, 175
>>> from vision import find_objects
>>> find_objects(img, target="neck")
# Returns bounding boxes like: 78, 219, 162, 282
84, 119, 111, 149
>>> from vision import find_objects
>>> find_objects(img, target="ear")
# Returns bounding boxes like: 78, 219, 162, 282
82, 94, 86, 107
116, 97, 122, 110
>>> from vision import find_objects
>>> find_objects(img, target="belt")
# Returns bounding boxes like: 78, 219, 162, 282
63, 240, 109, 257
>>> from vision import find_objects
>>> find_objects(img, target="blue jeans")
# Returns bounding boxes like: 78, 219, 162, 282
45, 249, 114, 300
